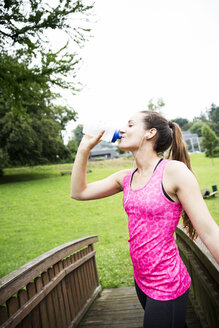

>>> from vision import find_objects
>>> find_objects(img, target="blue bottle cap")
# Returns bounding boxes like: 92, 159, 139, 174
111, 130, 121, 143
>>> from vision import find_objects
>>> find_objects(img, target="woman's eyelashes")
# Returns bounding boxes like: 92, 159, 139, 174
127, 120, 135, 128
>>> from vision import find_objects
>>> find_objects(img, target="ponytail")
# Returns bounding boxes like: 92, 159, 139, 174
167, 122, 192, 170
167, 122, 197, 240
140, 111, 197, 240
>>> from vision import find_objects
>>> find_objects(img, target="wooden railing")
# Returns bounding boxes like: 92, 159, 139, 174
0, 236, 101, 328
176, 224, 219, 328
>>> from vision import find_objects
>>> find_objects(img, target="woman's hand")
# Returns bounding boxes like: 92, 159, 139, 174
79, 130, 105, 151
71, 127, 129, 200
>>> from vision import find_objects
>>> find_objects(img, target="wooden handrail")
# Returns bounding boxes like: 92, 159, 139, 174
0, 236, 101, 328
176, 224, 219, 328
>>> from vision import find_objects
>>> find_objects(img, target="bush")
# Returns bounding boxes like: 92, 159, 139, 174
201, 124, 218, 157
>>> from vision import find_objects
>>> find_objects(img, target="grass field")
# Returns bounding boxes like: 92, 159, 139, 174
0, 153, 218, 288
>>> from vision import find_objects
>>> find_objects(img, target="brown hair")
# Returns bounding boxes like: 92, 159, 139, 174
140, 110, 197, 240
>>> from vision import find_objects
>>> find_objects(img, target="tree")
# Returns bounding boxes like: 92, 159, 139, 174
208, 121, 219, 137
208, 103, 219, 124
192, 111, 208, 123
148, 98, 165, 112
190, 122, 204, 137
0, 88, 74, 168
172, 118, 192, 131
0, 48, 80, 117
201, 124, 219, 157
52, 105, 78, 134
0, 148, 9, 176
191, 104, 219, 137
73, 124, 84, 146
0, 1, 94, 170
0, 0, 93, 50
67, 138, 78, 161
207, 104, 219, 137
0, 0, 94, 115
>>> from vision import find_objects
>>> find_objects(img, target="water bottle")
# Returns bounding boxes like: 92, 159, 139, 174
83, 122, 121, 143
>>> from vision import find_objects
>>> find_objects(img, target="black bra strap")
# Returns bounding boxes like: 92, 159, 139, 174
153, 158, 163, 172
162, 183, 174, 202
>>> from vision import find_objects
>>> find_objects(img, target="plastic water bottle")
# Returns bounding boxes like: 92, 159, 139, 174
83, 122, 121, 143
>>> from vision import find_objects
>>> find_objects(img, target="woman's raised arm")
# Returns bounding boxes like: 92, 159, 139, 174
70, 132, 130, 201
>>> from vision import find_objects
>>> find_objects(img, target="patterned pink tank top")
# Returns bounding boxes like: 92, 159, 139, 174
123, 158, 191, 301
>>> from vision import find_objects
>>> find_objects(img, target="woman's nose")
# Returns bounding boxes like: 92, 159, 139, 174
119, 127, 126, 135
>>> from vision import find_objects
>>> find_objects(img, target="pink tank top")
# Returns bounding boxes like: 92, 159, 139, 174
123, 158, 191, 301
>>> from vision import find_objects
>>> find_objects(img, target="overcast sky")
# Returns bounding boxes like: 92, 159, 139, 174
59, 0, 219, 141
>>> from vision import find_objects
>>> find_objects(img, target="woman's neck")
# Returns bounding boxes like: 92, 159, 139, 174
132, 147, 160, 175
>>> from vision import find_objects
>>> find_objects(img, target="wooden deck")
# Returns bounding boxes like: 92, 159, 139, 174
79, 287, 202, 328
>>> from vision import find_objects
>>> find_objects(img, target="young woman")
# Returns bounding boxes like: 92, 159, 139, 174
71, 111, 219, 328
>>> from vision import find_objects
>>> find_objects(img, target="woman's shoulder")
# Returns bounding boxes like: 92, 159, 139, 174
164, 160, 195, 184
117, 168, 133, 179
165, 159, 189, 172
161, 159, 197, 198
114, 169, 133, 186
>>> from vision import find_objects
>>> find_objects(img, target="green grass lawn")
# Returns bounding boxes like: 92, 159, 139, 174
0, 154, 218, 288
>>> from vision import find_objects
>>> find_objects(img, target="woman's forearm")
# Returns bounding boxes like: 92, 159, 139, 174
204, 226, 219, 265
70, 144, 90, 199
70, 132, 105, 200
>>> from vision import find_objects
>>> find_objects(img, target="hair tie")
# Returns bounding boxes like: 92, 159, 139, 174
168, 121, 174, 129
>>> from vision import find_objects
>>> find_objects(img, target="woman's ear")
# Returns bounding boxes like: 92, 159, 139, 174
145, 128, 157, 139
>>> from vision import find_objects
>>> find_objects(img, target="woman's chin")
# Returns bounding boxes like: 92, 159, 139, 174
118, 143, 129, 151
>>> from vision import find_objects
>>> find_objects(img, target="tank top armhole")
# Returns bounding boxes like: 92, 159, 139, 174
155, 158, 175, 202
161, 183, 175, 202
